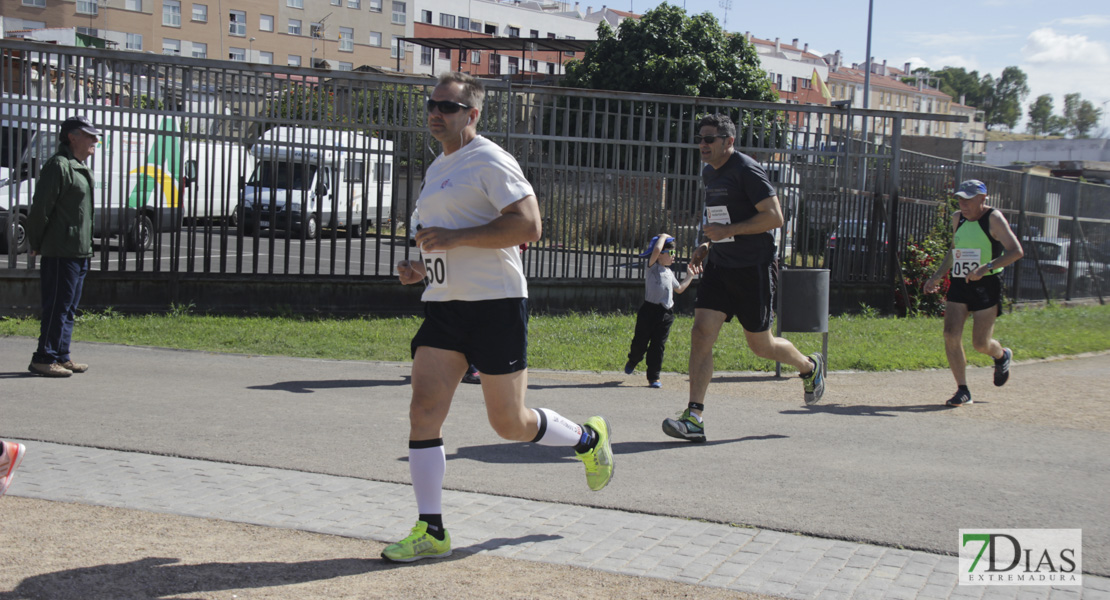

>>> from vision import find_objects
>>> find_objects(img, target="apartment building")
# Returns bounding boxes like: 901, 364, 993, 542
824, 53, 963, 144
2, 0, 412, 72
747, 35, 829, 107
407, 0, 618, 79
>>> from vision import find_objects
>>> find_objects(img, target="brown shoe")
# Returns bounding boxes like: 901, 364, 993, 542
28, 362, 73, 378
61, 360, 89, 373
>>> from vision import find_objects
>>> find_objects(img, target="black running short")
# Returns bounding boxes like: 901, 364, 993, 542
410, 298, 528, 375
946, 275, 1002, 315
694, 260, 776, 333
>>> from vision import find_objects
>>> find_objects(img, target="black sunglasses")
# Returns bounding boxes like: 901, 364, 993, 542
694, 134, 726, 144
426, 98, 472, 114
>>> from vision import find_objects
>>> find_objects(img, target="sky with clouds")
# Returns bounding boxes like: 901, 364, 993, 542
626, 0, 1109, 131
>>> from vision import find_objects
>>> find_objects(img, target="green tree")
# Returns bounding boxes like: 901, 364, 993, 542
1062, 93, 1103, 138
563, 3, 776, 102
986, 66, 1029, 130
1027, 94, 1054, 137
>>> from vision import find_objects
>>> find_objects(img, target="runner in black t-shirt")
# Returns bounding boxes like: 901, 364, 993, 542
662, 114, 827, 443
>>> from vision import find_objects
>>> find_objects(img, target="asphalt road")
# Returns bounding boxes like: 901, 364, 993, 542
1, 337, 1107, 575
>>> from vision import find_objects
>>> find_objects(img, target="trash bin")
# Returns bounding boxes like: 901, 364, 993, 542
775, 267, 830, 377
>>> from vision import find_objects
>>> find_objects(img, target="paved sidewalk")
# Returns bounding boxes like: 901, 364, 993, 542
9, 440, 1107, 599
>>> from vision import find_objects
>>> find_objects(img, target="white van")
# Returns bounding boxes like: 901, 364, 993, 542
1, 102, 252, 253
240, 127, 393, 239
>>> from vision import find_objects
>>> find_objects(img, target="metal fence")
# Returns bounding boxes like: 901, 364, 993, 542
2, 39, 1107, 310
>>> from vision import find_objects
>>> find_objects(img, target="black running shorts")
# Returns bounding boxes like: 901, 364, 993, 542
694, 260, 777, 333
946, 274, 1002, 315
411, 298, 528, 375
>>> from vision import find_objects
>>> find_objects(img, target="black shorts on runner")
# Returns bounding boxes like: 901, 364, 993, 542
946, 274, 1002, 315
410, 298, 528, 375
694, 260, 777, 333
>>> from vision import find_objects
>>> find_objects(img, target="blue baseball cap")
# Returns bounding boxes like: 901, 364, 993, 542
638, 236, 675, 258
954, 179, 987, 199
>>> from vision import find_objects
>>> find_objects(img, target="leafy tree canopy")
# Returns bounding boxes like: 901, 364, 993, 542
563, 3, 777, 102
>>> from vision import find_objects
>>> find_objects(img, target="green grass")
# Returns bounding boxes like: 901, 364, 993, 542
2, 304, 1108, 374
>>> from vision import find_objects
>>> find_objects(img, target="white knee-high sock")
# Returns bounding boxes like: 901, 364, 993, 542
409, 441, 446, 515
530, 408, 584, 446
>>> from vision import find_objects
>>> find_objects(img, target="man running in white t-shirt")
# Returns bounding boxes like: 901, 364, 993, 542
384, 71, 614, 563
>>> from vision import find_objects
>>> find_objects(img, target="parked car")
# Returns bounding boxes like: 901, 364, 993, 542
1011, 237, 1107, 299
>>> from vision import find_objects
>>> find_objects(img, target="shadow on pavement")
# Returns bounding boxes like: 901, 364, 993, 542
247, 378, 411, 393
0, 556, 379, 600
457, 534, 563, 554
781, 404, 953, 417
528, 380, 626, 390
427, 435, 789, 465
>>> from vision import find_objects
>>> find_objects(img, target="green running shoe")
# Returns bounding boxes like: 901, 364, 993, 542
576, 416, 614, 491
381, 521, 452, 562
662, 409, 705, 442
801, 352, 826, 405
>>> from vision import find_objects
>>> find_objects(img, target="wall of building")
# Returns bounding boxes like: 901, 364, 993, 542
986, 139, 1110, 167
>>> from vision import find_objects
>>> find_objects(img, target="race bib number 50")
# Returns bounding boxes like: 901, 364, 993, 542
952, 248, 981, 278
422, 249, 448, 289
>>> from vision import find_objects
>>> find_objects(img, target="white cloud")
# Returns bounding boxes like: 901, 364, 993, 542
1022, 27, 1110, 64
1053, 14, 1110, 27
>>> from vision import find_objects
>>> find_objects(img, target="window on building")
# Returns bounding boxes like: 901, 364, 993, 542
348, 0, 360, 8
565, 35, 575, 56
163, 0, 181, 26
162, 38, 181, 54
484, 23, 496, 35
288, 55, 301, 66
507, 56, 519, 74
126, 33, 143, 50
192, 4, 207, 22
288, 19, 301, 35
369, 31, 382, 46
76, 0, 98, 15
229, 47, 245, 61
470, 50, 480, 64
420, 9, 432, 23
489, 53, 501, 75
331, 0, 341, 5
507, 26, 519, 37
338, 61, 353, 71
259, 51, 273, 64
369, 0, 382, 11
339, 27, 353, 51
470, 21, 481, 32
229, 10, 246, 36
547, 62, 555, 75
458, 17, 469, 30
391, 2, 405, 24
420, 46, 432, 66
192, 41, 207, 58
391, 36, 404, 58
530, 29, 539, 38
376, 163, 392, 183
287, 0, 303, 7
529, 59, 538, 72
125, 0, 141, 10
260, 14, 274, 31
437, 48, 449, 60
22, 0, 46, 7
439, 14, 455, 28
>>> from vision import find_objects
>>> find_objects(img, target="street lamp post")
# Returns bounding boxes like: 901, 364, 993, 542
249, 37, 255, 63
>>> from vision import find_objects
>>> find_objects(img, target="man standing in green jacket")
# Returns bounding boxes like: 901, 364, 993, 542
26, 116, 100, 378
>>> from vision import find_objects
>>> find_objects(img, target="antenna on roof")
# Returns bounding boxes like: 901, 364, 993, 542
719, 0, 732, 31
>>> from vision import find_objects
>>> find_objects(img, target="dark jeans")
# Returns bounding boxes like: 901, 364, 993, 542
627, 301, 675, 382
33, 257, 88, 365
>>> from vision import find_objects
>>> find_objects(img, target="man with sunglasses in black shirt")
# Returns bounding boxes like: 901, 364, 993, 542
385, 72, 614, 562
662, 114, 826, 443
